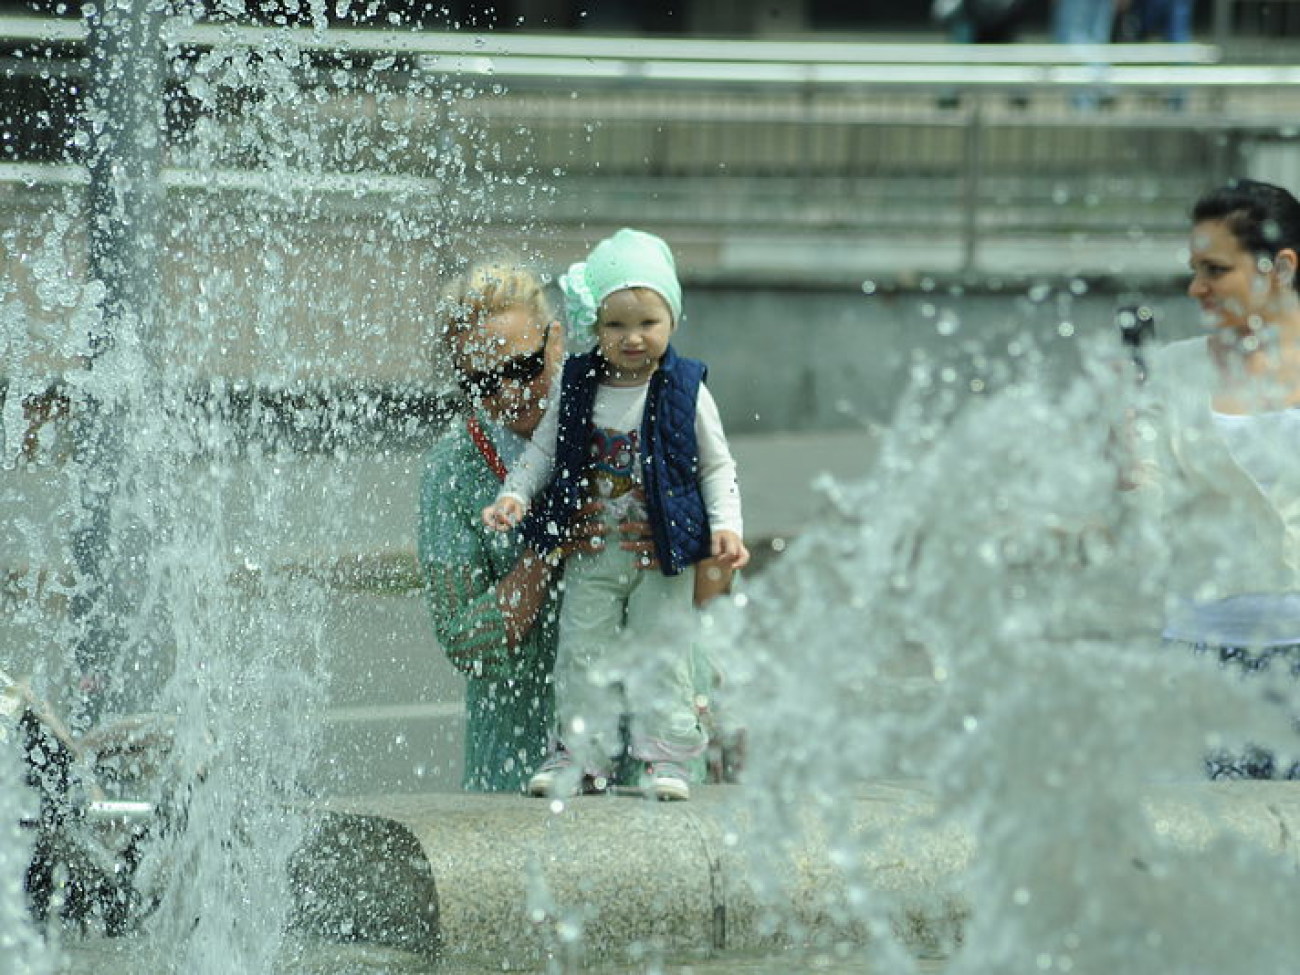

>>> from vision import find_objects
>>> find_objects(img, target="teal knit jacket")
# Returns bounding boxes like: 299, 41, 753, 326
417, 418, 557, 792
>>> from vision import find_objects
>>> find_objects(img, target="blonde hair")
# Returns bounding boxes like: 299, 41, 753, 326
438, 262, 552, 348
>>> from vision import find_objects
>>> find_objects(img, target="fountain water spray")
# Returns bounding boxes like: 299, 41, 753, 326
2, 2, 539, 970
715, 338, 1300, 973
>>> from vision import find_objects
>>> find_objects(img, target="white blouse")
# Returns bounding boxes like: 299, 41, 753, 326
1160, 404, 1300, 647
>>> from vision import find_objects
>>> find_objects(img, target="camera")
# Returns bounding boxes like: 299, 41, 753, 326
1115, 303, 1156, 382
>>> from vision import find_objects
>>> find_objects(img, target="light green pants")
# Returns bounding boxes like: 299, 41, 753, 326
555, 535, 707, 772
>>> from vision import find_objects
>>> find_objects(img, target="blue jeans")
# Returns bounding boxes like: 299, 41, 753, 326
1052, 0, 1116, 108
1135, 0, 1192, 41
1052, 0, 1115, 45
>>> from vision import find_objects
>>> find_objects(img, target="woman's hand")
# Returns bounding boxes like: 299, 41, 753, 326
617, 517, 659, 570
558, 499, 611, 559
694, 556, 734, 606
544, 500, 649, 565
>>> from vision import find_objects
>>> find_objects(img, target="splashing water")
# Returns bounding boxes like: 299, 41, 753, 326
0, 732, 50, 975
2, 3, 545, 972
710, 338, 1300, 974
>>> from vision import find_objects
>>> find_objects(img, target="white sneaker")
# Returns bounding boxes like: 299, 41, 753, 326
527, 749, 576, 797
527, 749, 611, 797
641, 761, 691, 801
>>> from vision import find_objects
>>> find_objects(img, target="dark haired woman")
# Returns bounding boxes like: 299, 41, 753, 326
1135, 178, 1300, 779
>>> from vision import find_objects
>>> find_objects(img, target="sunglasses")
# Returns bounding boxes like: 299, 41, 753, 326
457, 322, 552, 400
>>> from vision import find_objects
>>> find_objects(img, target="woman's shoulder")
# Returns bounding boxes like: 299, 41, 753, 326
1149, 335, 1211, 388
1152, 335, 1207, 367
424, 417, 474, 465
421, 420, 482, 493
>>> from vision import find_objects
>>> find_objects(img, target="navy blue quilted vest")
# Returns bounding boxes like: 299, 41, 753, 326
520, 345, 710, 576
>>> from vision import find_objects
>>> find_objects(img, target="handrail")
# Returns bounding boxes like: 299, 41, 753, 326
419, 59, 1300, 88
0, 16, 1220, 66
0, 18, 1270, 89
0, 162, 442, 198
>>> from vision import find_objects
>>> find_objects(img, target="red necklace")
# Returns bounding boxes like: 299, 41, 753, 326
466, 415, 507, 482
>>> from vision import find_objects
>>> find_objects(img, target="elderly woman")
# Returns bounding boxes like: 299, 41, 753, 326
419, 262, 737, 792
418, 263, 596, 792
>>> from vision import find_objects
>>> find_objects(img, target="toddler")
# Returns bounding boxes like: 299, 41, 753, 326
482, 228, 748, 800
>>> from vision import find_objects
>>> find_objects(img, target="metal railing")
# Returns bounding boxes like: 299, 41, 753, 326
3, 19, 1300, 276
1217, 0, 1300, 50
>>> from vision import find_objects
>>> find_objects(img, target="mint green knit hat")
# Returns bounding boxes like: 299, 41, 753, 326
559, 228, 683, 339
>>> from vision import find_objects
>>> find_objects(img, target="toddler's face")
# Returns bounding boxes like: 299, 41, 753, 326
595, 288, 674, 385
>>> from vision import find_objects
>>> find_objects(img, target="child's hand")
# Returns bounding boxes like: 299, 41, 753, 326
482, 497, 527, 532
711, 530, 750, 571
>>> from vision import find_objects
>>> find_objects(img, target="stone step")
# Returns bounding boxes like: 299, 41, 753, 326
292, 782, 1300, 968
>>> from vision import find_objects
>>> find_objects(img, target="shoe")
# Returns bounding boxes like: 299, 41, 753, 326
641, 761, 691, 801
527, 748, 611, 797
527, 748, 576, 797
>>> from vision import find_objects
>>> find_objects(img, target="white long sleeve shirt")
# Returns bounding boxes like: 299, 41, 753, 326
498, 371, 744, 537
